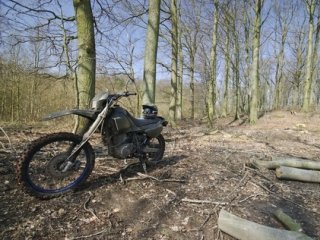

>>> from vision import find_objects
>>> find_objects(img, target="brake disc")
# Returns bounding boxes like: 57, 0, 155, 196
46, 153, 73, 179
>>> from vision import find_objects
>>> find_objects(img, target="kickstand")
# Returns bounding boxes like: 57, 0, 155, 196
139, 155, 148, 174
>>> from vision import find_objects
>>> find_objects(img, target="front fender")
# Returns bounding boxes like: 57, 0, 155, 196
43, 109, 98, 121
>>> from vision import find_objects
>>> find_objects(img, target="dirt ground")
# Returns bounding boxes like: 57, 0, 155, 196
1, 110, 320, 240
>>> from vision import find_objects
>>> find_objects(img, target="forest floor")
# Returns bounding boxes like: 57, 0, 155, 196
1, 110, 320, 240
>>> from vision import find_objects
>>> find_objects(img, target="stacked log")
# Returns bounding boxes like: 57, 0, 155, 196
253, 157, 320, 183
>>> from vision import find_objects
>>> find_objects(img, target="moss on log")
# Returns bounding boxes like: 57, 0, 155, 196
274, 209, 302, 232
218, 209, 312, 240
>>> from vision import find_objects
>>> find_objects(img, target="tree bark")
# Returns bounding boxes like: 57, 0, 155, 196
207, 0, 218, 127
302, 0, 316, 112
73, 0, 96, 134
169, 0, 178, 126
221, 32, 230, 118
249, 0, 264, 124
276, 166, 320, 183
142, 0, 161, 105
253, 158, 320, 170
234, 23, 241, 120
273, 18, 288, 110
176, 6, 183, 120
218, 209, 312, 240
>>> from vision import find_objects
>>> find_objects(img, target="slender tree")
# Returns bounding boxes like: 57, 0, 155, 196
182, 0, 202, 119
302, 0, 320, 111
249, 0, 264, 124
207, 0, 218, 127
73, 0, 96, 134
169, 0, 178, 125
221, 31, 230, 118
176, 6, 183, 120
142, 0, 161, 105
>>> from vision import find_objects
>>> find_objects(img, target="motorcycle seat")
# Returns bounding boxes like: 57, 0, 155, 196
130, 117, 161, 127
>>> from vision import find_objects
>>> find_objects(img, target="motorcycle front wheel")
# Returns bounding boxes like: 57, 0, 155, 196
17, 132, 95, 199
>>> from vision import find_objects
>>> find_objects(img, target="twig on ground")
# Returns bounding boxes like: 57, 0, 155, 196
83, 191, 99, 221
238, 194, 263, 203
165, 188, 177, 197
181, 198, 237, 206
119, 173, 124, 184
126, 172, 186, 183
0, 127, 15, 152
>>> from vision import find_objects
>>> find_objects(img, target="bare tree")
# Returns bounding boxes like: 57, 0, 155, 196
207, 0, 219, 127
181, 0, 203, 119
249, 0, 264, 124
142, 0, 161, 105
169, 0, 179, 125
72, 0, 96, 133
176, 5, 183, 120
302, 0, 320, 111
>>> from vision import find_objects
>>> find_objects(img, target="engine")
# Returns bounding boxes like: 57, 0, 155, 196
103, 133, 135, 159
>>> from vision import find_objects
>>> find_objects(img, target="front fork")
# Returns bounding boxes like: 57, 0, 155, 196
61, 105, 110, 172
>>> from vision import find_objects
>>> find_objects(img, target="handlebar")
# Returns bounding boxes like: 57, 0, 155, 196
109, 91, 137, 101
123, 91, 137, 96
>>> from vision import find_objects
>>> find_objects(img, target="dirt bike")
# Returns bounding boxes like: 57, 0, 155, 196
17, 91, 168, 199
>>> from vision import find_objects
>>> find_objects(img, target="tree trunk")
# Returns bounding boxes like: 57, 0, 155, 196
276, 166, 320, 183
249, 0, 264, 124
73, 0, 96, 134
142, 0, 161, 105
302, 0, 316, 112
244, 6, 251, 114
273, 23, 287, 110
221, 32, 230, 118
234, 27, 241, 120
218, 209, 312, 240
176, 7, 183, 120
169, 0, 178, 126
207, 0, 218, 127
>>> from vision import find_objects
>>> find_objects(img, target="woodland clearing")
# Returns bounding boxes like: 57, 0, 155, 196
0, 110, 320, 239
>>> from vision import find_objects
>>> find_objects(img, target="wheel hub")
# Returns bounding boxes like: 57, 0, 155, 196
47, 153, 74, 178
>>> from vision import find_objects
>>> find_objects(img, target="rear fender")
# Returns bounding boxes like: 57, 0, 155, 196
42, 109, 98, 121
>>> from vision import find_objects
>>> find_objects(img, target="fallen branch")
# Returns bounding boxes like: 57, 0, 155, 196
273, 209, 302, 232
276, 166, 320, 183
253, 158, 320, 170
181, 198, 231, 206
126, 172, 186, 183
218, 209, 312, 240
238, 194, 263, 203
0, 127, 15, 152
83, 191, 99, 221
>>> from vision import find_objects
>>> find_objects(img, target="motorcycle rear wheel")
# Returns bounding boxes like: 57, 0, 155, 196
17, 132, 95, 199
145, 134, 165, 165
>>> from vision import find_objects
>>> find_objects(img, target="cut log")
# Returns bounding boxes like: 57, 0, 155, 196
218, 209, 312, 240
253, 158, 320, 170
276, 166, 320, 183
273, 209, 302, 232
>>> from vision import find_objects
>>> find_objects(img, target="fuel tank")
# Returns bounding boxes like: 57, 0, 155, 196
105, 106, 135, 134
103, 105, 164, 138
